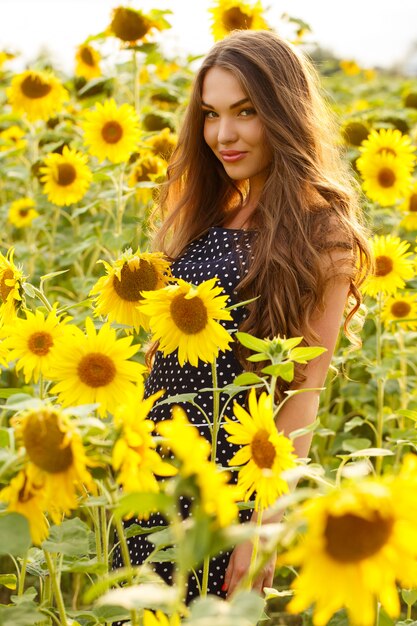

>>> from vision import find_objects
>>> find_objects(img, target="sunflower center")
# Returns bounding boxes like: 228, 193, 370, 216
21, 74, 52, 99
80, 46, 95, 67
391, 301, 412, 318
324, 512, 394, 563
113, 261, 158, 301
0, 269, 14, 303
19, 208, 30, 217
409, 193, 417, 212
222, 7, 253, 31
377, 167, 396, 188
55, 162, 77, 186
111, 7, 150, 42
250, 429, 276, 469
23, 409, 73, 473
375, 255, 393, 277
77, 353, 116, 387
170, 294, 208, 334
28, 331, 54, 356
102, 121, 123, 144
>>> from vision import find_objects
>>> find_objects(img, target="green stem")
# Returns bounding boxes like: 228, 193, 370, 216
397, 330, 407, 419
114, 516, 133, 583
18, 553, 28, 596
100, 505, 109, 573
210, 359, 220, 463
375, 294, 385, 475
246, 508, 264, 589
132, 49, 141, 114
93, 505, 103, 563
201, 555, 210, 597
44, 551, 68, 626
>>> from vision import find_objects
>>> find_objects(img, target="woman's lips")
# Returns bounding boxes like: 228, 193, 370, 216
219, 151, 247, 162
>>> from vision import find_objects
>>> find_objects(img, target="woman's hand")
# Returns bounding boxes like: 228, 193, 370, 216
223, 540, 276, 598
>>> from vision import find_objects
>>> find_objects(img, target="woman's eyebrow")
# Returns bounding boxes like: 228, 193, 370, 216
201, 97, 251, 110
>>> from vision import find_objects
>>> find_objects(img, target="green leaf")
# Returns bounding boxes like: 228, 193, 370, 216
234, 332, 269, 353
261, 362, 294, 382
156, 393, 197, 406
0, 574, 17, 590
0, 601, 41, 626
397, 409, 417, 422
341, 438, 373, 453
21, 283, 35, 298
0, 514, 31, 556
246, 353, 268, 363
115, 492, 172, 519
124, 523, 167, 539
42, 518, 91, 556
0, 428, 10, 447
345, 447, 394, 458
402, 588, 417, 607
232, 372, 264, 386
40, 269, 69, 284
289, 417, 320, 440
289, 346, 327, 363
61, 558, 108, 574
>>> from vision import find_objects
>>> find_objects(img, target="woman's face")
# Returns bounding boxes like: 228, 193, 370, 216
202, 66, 272, 193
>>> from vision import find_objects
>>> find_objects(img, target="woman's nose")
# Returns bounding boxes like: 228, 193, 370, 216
217, 117, 238, 145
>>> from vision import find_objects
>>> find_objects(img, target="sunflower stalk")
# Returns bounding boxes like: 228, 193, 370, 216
375, 294, 386, 475
246, 507, 264, 589
17, 552, 28, 595
43, 550, 69, 626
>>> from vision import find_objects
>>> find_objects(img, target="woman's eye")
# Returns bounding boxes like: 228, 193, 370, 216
239, 108, 256, 117
203, 110, 217, 119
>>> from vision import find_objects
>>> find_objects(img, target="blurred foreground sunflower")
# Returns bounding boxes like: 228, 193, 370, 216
12, 406, 93, 523
90, 249, 171, 332
362, 235, 414, 298
75, 43, 101, 80
40, 146, 92, 206
82, 98, 141, 163
357, 151, 413, 206
209, 0, 268, 41
0, 248, 25, 324
143, 610, 181, 626
7, 69, 68, 121
139, 277, 233, 367
49, 318, 145, 417
8, 197, 39, 228
223, 387, 296, 510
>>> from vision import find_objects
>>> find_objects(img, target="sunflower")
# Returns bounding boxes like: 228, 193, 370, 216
49, 318, 145, 417
282, 478, 417, 626
40, 146, 92, 206
0, 125, 27, 152
0, 469, 49, 545
359, 128, 416, 170
357, 151, 413, 207
145, 127, 178, 160
143, 610, 181, 626
339, 59, 361, 76
128, 154, 167, 203
11, 406, 93, 524
82, 98, 141, 163
139, 277, 234, 367
341, 120, 370, 147
0, 248, 25, 324
157, 406, 239, 527
8, 198, 39, 228
362, 235, 414, 298
109, 6, 169, 44
399, 180, 417, 231
380, 292, 417, 330
1, 307, 74, 383
113, 386, 177, 499
6, 69, 68, 121
90, 249, 171, 332
209, 0, 269, 41
223, 388, 296, 511
75, 43, 101, 80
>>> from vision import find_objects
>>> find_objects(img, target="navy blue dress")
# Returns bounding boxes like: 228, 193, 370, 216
112, 227, 255, 617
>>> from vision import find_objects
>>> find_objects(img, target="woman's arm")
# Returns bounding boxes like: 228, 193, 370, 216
224, 272, 351, 597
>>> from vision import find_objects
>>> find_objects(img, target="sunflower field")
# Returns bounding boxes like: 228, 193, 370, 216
1, 2, 417, 626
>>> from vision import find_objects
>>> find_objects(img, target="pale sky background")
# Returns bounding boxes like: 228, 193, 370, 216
1, 0, 417, 73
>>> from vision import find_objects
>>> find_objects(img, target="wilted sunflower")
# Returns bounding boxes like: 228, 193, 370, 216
0, 248, 25, 324
109, 6, 169, 44
40, 146, 92, 206
209, 0, 269, 41
0, 469, 49, 545
1, 307, 73, 383
82, 98, 141, 163
90, 249, 171, 332
359, 128, 416, 171
143, 610, 181, 626
75, 43, 101, 80
128, 154, 167, 203
8, 198, 39, 228
145, 127, 178, 160
49, 318, 145, 417
12, 406, 94, 523
0, 125, 27, 152
399, 180, 417, 231
113, 386, 176, 497
157, 406, 239, 527
139, 277, 234, 367
282, 478, 417, 626
223, 388, 296, 511
380, 292, 417, 330
7, 69, 68, 121
362, 235, 414, 298
357, 151, 413, 206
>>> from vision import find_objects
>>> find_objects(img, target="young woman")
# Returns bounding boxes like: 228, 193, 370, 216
113, 29, 371, 608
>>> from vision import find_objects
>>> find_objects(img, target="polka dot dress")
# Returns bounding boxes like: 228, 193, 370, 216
112, 227, 255, 619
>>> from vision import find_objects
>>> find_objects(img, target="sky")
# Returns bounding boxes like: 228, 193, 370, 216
1, 0, 417, 73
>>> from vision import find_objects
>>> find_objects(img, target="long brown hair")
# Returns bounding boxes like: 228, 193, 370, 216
151, 30, 372, 378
